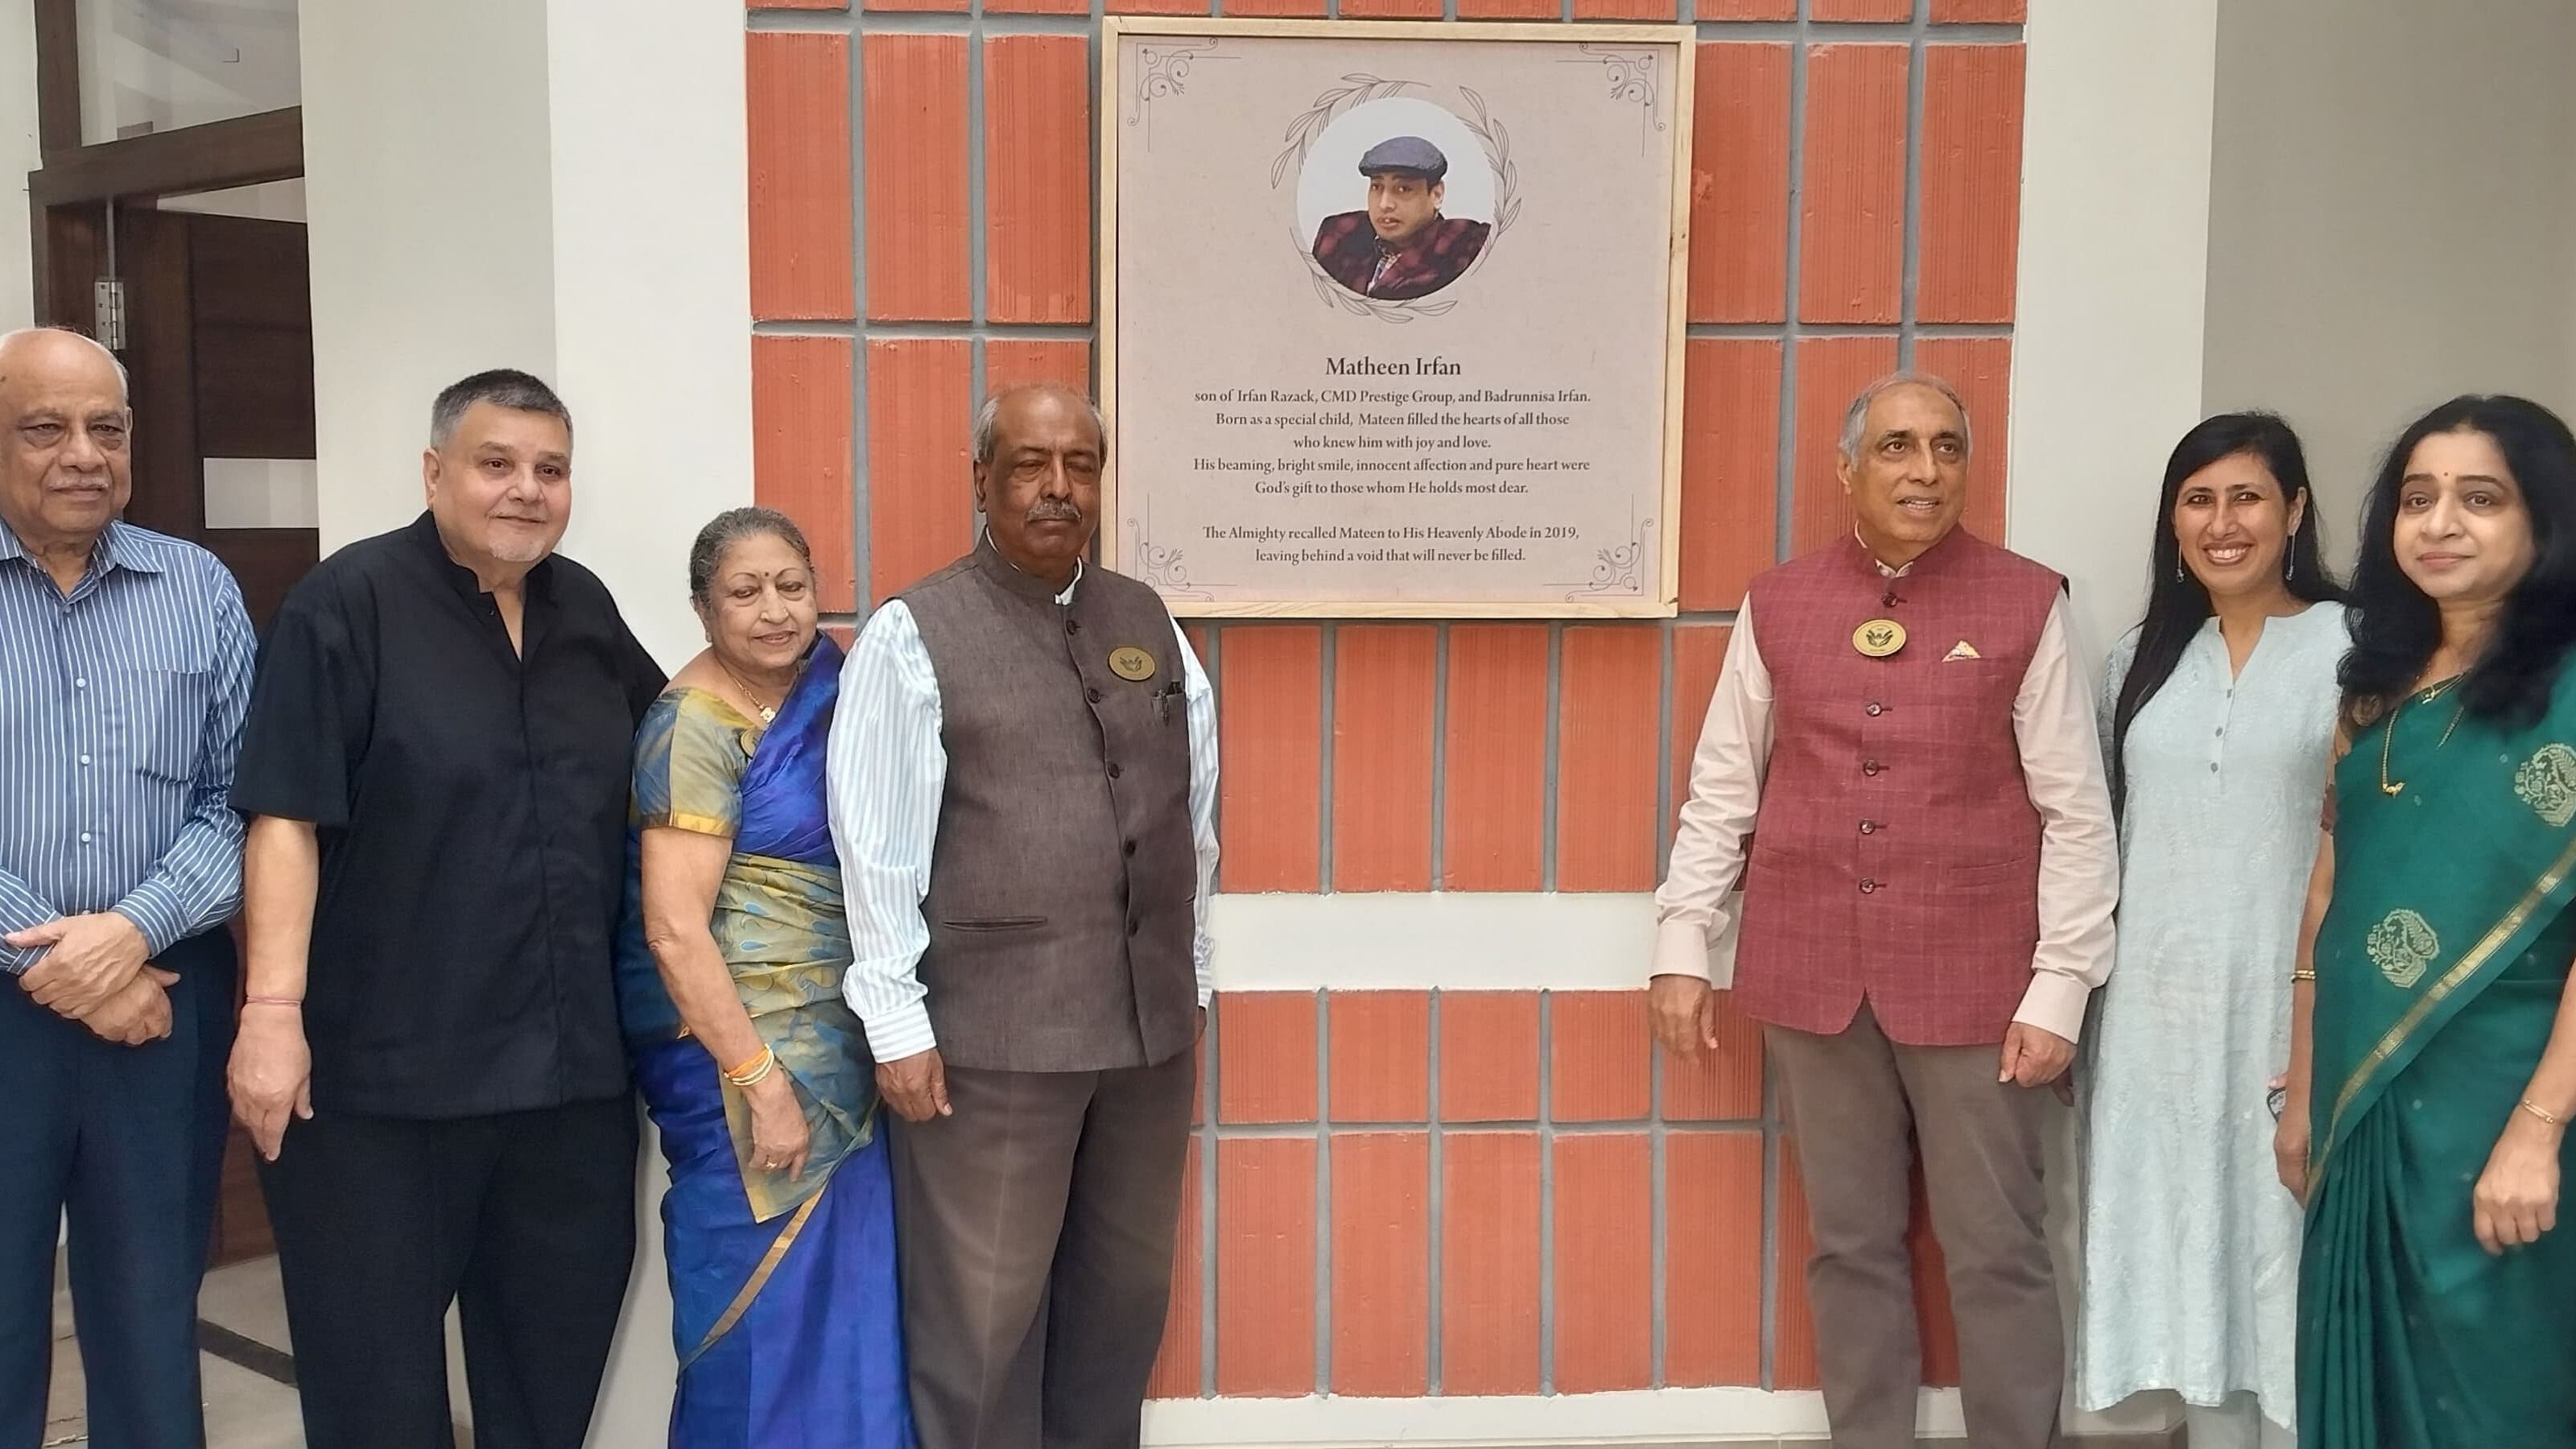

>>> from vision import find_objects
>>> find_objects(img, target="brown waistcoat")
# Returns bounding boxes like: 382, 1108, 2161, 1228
900, 542, 1199, 1072
1732, 530, 2061, 1046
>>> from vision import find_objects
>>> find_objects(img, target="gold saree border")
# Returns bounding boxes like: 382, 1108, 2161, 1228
678, 1188, 824, 1371
640, 810, 737, 839
2310, 828, 2576, 1192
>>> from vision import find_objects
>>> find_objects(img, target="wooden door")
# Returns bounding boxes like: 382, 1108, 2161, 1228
116, 206, 321, 1265
121, 208, 321, 627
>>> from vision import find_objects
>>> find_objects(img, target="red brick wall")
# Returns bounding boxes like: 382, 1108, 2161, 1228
745, 0, 2025, 1402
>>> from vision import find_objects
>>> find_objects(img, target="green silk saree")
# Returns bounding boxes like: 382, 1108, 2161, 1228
2300, 679, 2576, 1447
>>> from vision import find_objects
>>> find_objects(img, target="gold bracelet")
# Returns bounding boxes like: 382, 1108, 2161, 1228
2520, 1098, 2565, 1128
2290, 968, 2317, 983
723, 1046, 777, 1088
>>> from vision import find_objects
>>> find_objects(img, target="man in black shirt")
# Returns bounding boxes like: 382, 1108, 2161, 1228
226, 369, 663, 1449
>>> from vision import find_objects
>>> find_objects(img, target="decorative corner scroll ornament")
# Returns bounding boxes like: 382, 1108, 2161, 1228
2366, 909, 2439, 990
2514, 743, 2576, 828
1567, 44, 1668, 147
1126, 40, 1235, 149
1127, 518, 1214, 601
1563, 517, 1653, 600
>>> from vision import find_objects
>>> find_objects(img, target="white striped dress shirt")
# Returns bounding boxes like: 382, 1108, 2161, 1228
826, 564, 1220, 1063
0, 521, 256, 972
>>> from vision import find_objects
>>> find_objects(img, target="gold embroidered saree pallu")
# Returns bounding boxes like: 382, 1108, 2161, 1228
2298, 691, 2576, 1448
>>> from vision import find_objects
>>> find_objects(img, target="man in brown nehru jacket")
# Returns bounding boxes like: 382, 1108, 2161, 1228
827, 382, 1218, 1448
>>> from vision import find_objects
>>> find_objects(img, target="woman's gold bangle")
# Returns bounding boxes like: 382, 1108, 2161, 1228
2290, 968, 2318, 983
2520, 1098, 2565, 1128
723, 1046, 778, 1088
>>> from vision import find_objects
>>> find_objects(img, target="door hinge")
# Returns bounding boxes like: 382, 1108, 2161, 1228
93, 279, 127, 351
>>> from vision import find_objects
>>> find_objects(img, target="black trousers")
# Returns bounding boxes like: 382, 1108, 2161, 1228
258, 1096, 639, 1449
0, 929, 234, 1449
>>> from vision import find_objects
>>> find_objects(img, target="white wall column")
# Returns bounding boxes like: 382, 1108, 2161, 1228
2008, 0, 2225, 660
299, 0, 749, 665
299, 3, 751, 1443
2, 2, 40, 336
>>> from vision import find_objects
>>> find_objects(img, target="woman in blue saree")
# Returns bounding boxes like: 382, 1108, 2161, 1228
2277, 397, 2576, 1448
618, 508, 914, 1447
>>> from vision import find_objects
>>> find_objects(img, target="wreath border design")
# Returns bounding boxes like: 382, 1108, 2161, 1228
1271, 77, 1521, 324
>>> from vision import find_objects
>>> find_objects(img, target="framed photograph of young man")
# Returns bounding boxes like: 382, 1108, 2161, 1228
1100, 19, 1695, 618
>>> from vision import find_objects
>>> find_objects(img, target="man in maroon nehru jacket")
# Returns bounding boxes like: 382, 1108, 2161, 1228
1649, 373, 2116, 1449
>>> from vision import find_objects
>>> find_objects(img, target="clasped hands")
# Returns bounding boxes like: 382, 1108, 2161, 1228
1649, 974, 2075, 1100
7, 913, 176, 1046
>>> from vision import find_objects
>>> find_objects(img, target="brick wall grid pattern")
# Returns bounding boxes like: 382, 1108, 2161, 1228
745, 0, 2023, 1401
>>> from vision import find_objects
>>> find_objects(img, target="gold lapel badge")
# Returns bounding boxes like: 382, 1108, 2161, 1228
1941, 639, 1980, 662
1852, 619, 1907, 658
1108, 646, 1158, 682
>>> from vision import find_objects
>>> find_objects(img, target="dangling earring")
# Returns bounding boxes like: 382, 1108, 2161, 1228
2173, 556, 2185, 583
2283, 529, 2297, 581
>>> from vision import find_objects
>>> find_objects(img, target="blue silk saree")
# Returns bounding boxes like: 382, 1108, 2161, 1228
617, 634, 914, 1448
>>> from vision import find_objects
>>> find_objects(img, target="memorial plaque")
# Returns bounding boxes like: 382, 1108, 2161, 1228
1101, 19, 1694, 617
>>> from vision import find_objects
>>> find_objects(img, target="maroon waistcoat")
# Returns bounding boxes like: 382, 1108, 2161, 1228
1732, 530, 2061, 1046
901, 543, 1199, 1073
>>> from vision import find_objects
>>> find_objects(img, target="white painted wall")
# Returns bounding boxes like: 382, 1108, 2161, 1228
298, 2, 750, 1443
538, 1, 752, 1436
1, 0, 39, 336
298, 0, 559, 552
2200, 0, 2576, 570
540, 0, 756, 668
2008, 0, 2225, 664
2000, 2, 2227, 1440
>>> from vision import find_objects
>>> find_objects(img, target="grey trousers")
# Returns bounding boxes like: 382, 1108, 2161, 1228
1767, 1003, 2064, 1449
890, 1049, 1195, 1449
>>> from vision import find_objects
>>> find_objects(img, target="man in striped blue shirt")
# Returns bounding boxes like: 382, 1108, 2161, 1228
0, 327, 256, 1449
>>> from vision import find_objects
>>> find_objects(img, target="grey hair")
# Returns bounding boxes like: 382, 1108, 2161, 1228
430, 368, 574, 449
0, 326, 131, 405
1838, 371, 1972, 461
971, 385, 1108, 470
688, 506, 813, 605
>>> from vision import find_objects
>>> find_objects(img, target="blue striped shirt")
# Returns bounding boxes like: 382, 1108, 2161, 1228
0, 521, 256, 972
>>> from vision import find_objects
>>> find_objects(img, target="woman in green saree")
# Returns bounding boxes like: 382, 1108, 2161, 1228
2277, 395, 2576, 1448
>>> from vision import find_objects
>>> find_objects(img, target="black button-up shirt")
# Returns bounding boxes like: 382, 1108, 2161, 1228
232, 513, 663, 1118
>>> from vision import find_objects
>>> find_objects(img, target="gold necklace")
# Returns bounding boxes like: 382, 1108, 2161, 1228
2376, 677, 2464, 796
717, 659, 782, 724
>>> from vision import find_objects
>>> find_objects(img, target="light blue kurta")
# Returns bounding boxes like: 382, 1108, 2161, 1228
2074, 601, 2347, 1430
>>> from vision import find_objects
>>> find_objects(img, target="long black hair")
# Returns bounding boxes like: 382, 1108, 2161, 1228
2339, 394, 2576, 730
2107, 412, 2346, 816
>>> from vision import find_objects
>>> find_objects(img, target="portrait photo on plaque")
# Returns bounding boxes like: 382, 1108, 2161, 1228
1101, 19, 1694, 617
1304, 121, 1493, 303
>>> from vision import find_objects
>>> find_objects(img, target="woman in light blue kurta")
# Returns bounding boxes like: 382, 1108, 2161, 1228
2076, 414, 2346, 1449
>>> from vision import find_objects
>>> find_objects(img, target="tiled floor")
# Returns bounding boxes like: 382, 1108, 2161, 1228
44, 1257, 303, 1447
44, 1256, 478, 1448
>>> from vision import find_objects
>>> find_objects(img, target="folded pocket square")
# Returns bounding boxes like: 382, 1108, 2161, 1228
1942, 640, 1981, 661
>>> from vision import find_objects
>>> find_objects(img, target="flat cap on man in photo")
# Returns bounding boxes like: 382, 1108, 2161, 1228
1357, 134, 1448, 181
